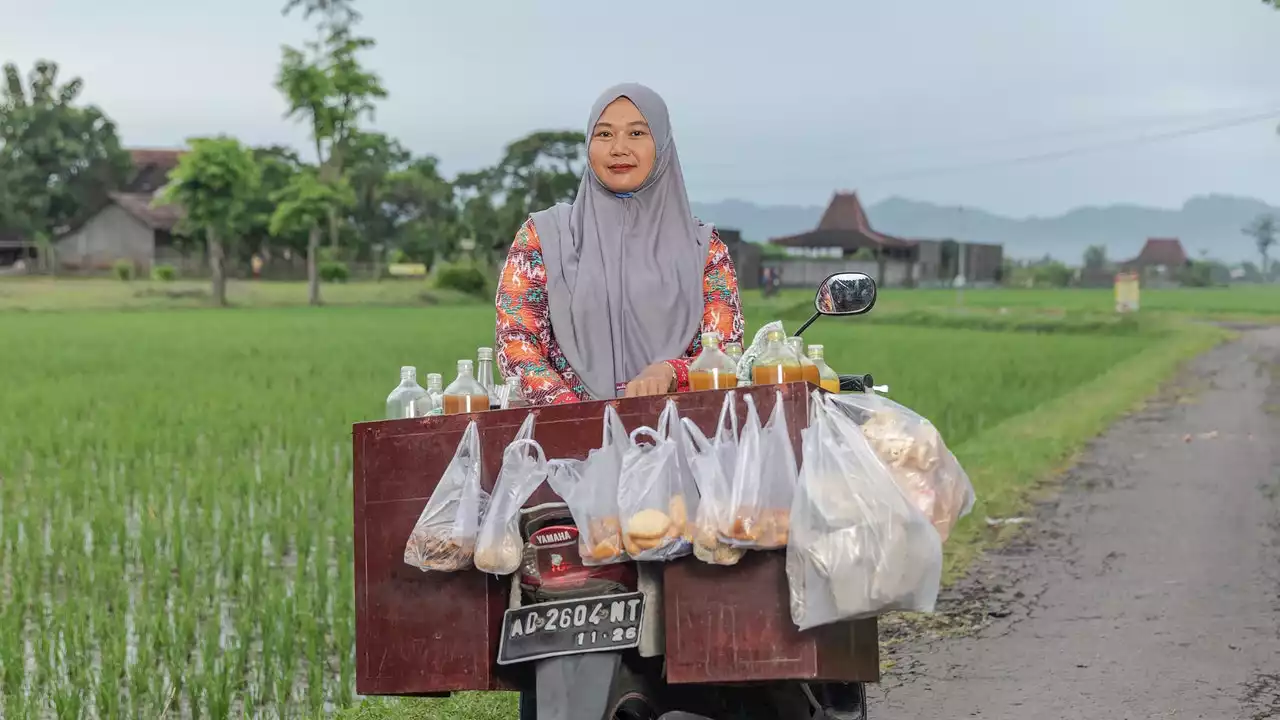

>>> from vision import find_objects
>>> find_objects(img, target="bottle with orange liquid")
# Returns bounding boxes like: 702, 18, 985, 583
724, 342, 747, 386
751, 329, 804, 385
806, 344, 841, 393
442, 359, 490, 415
689, 332, 738, 391
786, 336, 821, 387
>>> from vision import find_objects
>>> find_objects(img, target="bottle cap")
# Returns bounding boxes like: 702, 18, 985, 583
400, 366, 417, 381
700, 331, 720, 348
477, 347, 494, 361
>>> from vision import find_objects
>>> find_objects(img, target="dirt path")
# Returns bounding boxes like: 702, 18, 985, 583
873, 327, 1280, 720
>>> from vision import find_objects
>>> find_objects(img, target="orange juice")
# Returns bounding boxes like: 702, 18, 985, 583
801, 363, 820, 386
690, 370, 738, 391
752, 363, 805, 385
443, 394, 490, 414
819, 377, 840, 393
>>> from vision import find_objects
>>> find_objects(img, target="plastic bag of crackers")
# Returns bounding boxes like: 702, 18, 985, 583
722, 391, 798, 550
787, 391, 942, 629
547, 405, 630, 566
403, 420, 489, 572
679, 392, 746, 566
617, 399, 696, 561
828, 392, 975, 542
475, 415, 550, 575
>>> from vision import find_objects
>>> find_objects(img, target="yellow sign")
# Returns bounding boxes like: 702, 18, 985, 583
1114, 272, 1140, 313
388, 263, 427, 278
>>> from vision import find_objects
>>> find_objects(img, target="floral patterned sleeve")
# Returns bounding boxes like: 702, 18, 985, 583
495, 220, 581, 406
665, 229, 747, 391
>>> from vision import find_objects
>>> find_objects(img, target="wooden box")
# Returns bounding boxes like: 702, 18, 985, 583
352, 383, 878, 695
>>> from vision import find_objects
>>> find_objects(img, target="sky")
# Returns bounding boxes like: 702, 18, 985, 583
4, 0, 1280, 217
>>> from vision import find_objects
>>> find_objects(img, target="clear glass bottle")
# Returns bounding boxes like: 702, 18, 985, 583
386, 366, 431, 419
724, 342, 749, 386
786, 336, 821, 387
751, 329, 803, 385
425, 373, 445, 415
476, 347, 498, 406
806, 344, 841, 393
689, 332, 738, 391
504, 376, 530, 408
443, 359, 490, 415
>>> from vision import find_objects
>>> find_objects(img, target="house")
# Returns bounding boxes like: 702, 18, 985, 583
1121, 237, 1190, 284
716, 228, 761, 290
1, 148, 186, 269
55, 149, 191, 272
765, 191, 1003, 287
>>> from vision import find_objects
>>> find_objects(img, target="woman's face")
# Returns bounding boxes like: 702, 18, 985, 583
589, 97, 656, 194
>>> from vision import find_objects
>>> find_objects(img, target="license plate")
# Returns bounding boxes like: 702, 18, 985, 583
496, 592, 645, 665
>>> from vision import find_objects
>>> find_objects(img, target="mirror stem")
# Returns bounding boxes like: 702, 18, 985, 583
794, 312, 820, 337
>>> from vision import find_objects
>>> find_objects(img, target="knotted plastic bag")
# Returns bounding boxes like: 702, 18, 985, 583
546, 405, 630, 565
681, 392, 746, 566
828, 392, 975, 542
722, 391, 797, 549
787, 392, 942, 630
618, 399, 695, 562
475, 415, 548, 575
404, 421, 488, 572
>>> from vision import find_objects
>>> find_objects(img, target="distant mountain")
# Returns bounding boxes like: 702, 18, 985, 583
691, 194, 1279, 265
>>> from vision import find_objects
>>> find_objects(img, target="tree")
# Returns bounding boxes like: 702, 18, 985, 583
243, 145, 306, 261
1242, 214, 1276, 278
1083, 244, 1107, 270
0, 60, 131, 270
270, 168, 354, 305
276, 18, 387, 260
160, 137, 260, 306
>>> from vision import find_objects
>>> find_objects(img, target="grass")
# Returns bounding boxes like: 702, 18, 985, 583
0, 281, 1266, 718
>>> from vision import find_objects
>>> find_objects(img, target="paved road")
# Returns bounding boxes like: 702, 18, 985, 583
874, 327, 1280, 720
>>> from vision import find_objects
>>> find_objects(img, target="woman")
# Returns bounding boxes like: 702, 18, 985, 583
496, 83, 744, 403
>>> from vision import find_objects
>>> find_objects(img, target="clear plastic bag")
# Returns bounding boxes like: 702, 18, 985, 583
680, 392, 746, 566
474, 415, 548, 576
546, 406, 629, 565
828, 392, 975, 542
735, 320, 786, 381
787, 392, 942, 630
403, 420, 488, 572
722, 391, 797, 549
618, 399, 694, 562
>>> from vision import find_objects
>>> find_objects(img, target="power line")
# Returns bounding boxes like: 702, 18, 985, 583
859, 108, 1280, 183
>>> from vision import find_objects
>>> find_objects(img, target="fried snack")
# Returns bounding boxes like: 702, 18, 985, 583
668, 495, 690, 540
474, 533, 523, 575
861, 407, 966, 541
405, 529, 475, 572
625, 508, 674, 556
581, 515, 625, 563
693, 523, 745, 566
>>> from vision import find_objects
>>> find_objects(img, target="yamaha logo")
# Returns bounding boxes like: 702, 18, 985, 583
530, 525, 579, 548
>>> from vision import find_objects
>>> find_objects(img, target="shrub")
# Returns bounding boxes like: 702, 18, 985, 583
319, 261, 350, 283
112, 260, 135, 281
433, 263, 489, 297
151, 264, 177, 282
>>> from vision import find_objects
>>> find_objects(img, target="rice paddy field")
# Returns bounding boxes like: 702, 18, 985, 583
0, 281, 1272, 718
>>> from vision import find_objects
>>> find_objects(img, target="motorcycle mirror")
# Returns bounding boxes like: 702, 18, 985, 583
815, 272, 877, 316
794, 272, 878, 336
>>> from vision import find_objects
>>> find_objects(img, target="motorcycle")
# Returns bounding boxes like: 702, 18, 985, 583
503, 272, 880, 720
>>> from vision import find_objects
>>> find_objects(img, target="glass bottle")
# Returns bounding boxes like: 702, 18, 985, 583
724, 342, 749, 387
443, 359, 490, 415
751, 329, 803, 385
504, 376, 530, 408
386, 366, 431, 419
786, 336, 821, 387
425, 373, 445, 415
806, 344, 841, 393
476, 347, 498, 406
689, 332, 738, 391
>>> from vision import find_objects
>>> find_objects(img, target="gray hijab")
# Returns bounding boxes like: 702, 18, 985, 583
531, 83, 711, 400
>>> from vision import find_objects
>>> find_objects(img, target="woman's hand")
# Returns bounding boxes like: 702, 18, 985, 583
624, 362, 677, 398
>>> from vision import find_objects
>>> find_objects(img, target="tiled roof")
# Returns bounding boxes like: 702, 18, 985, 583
1126, 237, 1189, 267
771, 191, 914, 249
109, 192, 184, 231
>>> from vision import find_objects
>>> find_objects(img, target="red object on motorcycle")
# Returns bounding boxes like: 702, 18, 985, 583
351, 383, 878, 696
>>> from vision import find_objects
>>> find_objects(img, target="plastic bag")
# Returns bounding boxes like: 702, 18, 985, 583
827, 392, 975, 542
618, 399, 695, 561
404, 420, 488, 572
735, 320, 786, 380
722, 391, 797, 549
681, 392, 746, 566
787, 392, 942, 630
546, 405, 629, 565
474, 415, 548, 575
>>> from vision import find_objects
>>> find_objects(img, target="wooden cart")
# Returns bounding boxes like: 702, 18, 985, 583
351, 383, 879, 696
